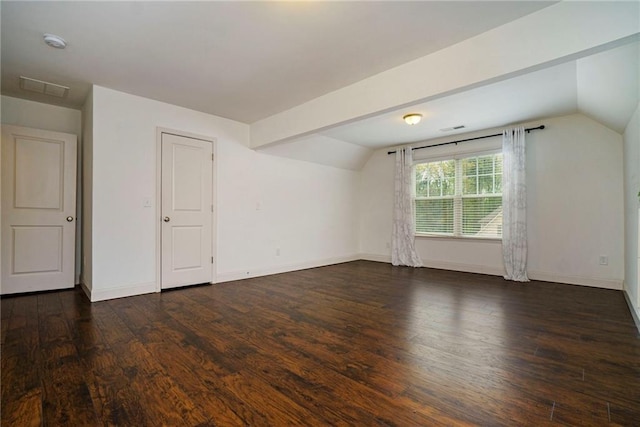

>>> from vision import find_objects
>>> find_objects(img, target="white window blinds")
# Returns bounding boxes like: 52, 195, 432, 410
415, 153, 503, 238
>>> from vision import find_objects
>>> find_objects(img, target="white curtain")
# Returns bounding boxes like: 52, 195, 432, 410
392, 147, 423, 267
502, 127, 529, 282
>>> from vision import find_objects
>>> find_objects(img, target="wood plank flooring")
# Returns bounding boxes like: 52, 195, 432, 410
2, 260, 639, 426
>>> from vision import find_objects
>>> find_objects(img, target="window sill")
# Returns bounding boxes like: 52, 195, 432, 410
415, 234, 502, 243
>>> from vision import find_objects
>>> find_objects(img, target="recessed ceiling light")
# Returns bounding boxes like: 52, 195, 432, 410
43, 33, 67, 49
403, 113, 422, 125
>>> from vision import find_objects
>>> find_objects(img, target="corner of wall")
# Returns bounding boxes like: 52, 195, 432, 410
623, 102, 639, 320
81, 86, 94, 291
87, 282, 157, 302
623, 285, 640, 334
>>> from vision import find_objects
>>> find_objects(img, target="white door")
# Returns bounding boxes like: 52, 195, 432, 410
161, 133, 212, 289
1, 125, 77, 295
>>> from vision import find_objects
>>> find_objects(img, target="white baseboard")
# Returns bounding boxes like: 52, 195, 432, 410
359, 253, 504, 276
82, 281, 157, 302
528, 271, 623, 290
80, 255, 359, 301
216, 254, 360, 283
424, 260, 504, 276
359, 253, 392, 263
358, 253, 623, 290
622, 287, 640, 334
77, 255, 624, 301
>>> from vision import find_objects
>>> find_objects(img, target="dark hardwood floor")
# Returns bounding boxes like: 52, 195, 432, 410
2, 260, 639, 426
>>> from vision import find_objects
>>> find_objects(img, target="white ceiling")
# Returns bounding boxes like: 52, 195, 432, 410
322, 61, 579, 149
2, 1, 637, 172
321, 40, 639, 148
259, 134, 373, 171
577, 41, 640, 133
1, 1, 555, 123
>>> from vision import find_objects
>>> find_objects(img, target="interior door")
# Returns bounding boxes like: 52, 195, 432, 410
1, 125, 77, 295
161, 132, 212, 289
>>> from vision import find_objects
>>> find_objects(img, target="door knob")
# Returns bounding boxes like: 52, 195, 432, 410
163, 217, 170, 222
66, 216, 74, 222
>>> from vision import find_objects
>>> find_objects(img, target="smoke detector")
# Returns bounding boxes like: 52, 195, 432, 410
43, 33, 67, 49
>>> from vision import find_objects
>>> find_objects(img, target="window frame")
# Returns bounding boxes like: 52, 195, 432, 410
413, 149, 503, 240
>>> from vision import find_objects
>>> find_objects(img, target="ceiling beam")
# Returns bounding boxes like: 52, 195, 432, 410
249, 1, 639, 149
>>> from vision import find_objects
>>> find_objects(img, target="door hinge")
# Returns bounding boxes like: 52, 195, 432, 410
211, 204, 213, 212
212, 153, 214, 161
211, 256, 214, 264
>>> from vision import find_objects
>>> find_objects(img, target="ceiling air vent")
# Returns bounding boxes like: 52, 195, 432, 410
19, 76, 69, 98
440, 125, 466, 132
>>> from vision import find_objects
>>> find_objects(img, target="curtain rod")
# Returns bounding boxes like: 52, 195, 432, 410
387, 125, 545, 155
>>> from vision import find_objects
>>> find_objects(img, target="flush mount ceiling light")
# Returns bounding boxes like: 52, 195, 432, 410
403, 113, 422, 125
43, 33, 67, 49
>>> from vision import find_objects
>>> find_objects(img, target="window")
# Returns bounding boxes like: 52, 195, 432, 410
415, 152, 503, 238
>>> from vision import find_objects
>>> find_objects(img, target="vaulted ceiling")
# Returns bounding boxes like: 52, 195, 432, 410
321, 41, 639, 148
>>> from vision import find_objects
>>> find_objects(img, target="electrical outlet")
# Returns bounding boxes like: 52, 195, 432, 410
276, 248, 281, 256
143, 197, 152, 207
599, 255, 609, 266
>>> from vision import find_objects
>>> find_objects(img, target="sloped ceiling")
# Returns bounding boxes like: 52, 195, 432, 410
577, 41, 639, 133
321, 61, 579, 149
258, 135, 372, 171
266, 42, 640, 170
268, 40, 638, 170
321, 41, 639, 148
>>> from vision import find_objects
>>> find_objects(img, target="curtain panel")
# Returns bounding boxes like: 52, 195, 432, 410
392, 147, 423, 267
502, 127, 529, 282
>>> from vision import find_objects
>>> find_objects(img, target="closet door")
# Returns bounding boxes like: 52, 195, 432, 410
1, 125, 77, 294
160, 132, 212, 289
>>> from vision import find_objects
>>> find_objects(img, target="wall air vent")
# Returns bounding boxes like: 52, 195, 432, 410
440, 125, 466, 132
19, 76, 69, 98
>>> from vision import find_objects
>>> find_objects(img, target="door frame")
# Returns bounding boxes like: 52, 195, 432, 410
155, 127, 216, 292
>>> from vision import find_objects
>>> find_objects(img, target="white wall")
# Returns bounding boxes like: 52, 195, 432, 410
360, 113, 625, 289
623, 103, 640, 320
1, 95, 83, 284
1, 95, 82, 135
85, 86, 359, 300
577, 40, 639, 134
217, 142, 359, 281
1, 91, 630, 299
